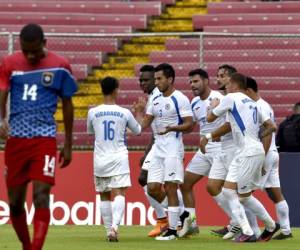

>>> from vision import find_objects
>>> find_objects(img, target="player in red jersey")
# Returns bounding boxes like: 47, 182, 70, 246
0, 24, 77, 250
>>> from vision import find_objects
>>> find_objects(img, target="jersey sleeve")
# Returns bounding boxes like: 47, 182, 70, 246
59, 62, 78, 98
126, 110, 141, 135
258, 106, 271, 125
0, 57, 11, 90
146, 101, 154, 116
179, 95, 193, 117
212, 95, 234, 117
87, 109, 94, 134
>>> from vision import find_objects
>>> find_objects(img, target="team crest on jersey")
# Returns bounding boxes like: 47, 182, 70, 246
42, 72, 54, 86
165, 104, 171, 110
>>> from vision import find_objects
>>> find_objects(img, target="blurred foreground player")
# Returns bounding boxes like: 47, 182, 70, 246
0, 23, 77, 250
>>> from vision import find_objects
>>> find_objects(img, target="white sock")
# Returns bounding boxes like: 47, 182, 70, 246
213, 193, 233, 221
240, 195, 275, 232
112, 195, 125, 230
185, 207, 197, 226
100, 201, 112, 235
276, 200, 291, 235
245, 207, 261, 237
177, 189, 185, 216
222, 188, 253, 236
143, 186, 166, 219
168, 207, 179, 230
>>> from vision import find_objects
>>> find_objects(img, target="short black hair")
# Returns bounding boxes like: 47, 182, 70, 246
140, 65, 155, 73
230, 73, 247, 90
100, 77, 119, 95
20, 23, 45, 43
218, 64, 237, 76
155, 63, 175, 83
246, 76, 258, 93
189, 68, 209, 79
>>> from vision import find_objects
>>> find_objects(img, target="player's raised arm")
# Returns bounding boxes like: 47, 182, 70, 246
133, 96, 154, 130
207, 95, 233, 123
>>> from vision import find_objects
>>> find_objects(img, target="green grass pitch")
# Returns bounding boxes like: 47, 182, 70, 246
0, 225, 298, 250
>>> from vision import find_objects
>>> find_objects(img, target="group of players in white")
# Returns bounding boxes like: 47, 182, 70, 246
87, 63, 292, 243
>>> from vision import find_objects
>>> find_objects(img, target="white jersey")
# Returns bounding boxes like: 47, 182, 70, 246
256, 98, 277, 152
146, 89, 193, 143
87, 104, 141, 176
147, 87, 161, 138
191, 90, 224, 150
212, 92, 269, 156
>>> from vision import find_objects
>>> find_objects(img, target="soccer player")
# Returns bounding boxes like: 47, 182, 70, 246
0, 23, 77, 250
206, 73, 279, 242
87, 77, 141, 242
134, 63, 193, 240
246, 77, 292, 240
137, 65, 168, 237
216, 64, 237, 92
179, 68, 225, 237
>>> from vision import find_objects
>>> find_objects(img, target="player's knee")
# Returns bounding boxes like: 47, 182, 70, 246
147, 184, 159, 198
138, 171, 148, 187
180, 182, 192, 193
9, 203, 25, 216
238, 195, 250, 204
222, 187, 236, 200
33, 192, 50, 208
206, 183, 217, 196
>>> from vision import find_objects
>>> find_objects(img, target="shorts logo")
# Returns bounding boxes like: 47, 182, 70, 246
42, 72, 54, 86
168, 172, 175, 176
165, 104, 171, 110
241, 185, 247, 190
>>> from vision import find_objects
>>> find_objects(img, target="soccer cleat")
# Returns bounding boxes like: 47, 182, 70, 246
234, 233, 257, 243
178, 212, 192, 238
273, 232, 293, 240
148, 217, 168, 237
211, 226, 229, 237
223, 225, 241, 240
155, 229, 177, 241
107, 227, 119, 242
258, 223, 280, 242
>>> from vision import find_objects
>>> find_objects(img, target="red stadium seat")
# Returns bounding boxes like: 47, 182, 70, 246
58, 51, 103, 66
193, 14, 300, 29
204, 25, 300, 33
0, 1, 162, 16
0, 24, 132, 33
166, 37, 300, 51
0, 12, 147, 29
208, 2, 300, 14
71, 64, 88, 80
150, 49, 300, 63
12, 37, 120, 53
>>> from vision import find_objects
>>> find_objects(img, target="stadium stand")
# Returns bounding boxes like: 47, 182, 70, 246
0, 0, 299, 149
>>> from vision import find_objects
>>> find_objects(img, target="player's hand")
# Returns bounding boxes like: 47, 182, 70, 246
0, 120, 9, 140
158, 126, 173, 135
200, 136, 208, 154
133, 97, 147, 113
59, 144, 72, 168
261, 166, 267, 176
210, 98, 220, 109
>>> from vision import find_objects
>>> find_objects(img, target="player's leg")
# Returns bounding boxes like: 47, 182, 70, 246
99, 190, 113, 239
29, 137, 57, 250
31, 181, 52, 250
244, 207, 261, 238
8, 184, 32, 250
5, 138, 33, 250
266, 187, 292, 239
155, 156, 183, 240
237, 154, 279, 242
263, 152, 292, 239
139, 160, 167, 237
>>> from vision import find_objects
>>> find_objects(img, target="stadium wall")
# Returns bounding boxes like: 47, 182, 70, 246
0, 151, 297, 226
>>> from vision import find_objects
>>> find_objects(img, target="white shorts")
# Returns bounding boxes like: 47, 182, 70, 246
209, 146, 237, 180
186, 149, 217, 176
260, 150, 280, 188
94, 173, 131, 193
141, 147, 155, 171
226, 153, 265, 194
